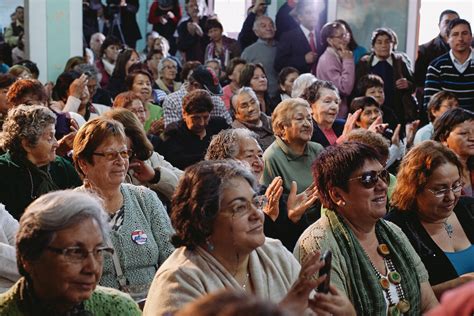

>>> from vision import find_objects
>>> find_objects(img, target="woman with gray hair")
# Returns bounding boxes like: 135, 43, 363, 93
291, 73, 317, 98
0, 190, 141, 314
155, 57, 181, 94
74, 63, 113, 107
0, 105, 82, 220
205, 128, 318, 251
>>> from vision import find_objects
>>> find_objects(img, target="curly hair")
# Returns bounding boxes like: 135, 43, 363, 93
103, 108, 153, 161
205, 128, 258, 161
183, 89, 214, 114
301, 80, 338, 105
113, 91, 143, 109
0, 105, 56, 157
312, 142, 382, 211
271, 98, 310, 138
170, 160, 255, 250
391, 141, 463, 211
346, 129, 389, 162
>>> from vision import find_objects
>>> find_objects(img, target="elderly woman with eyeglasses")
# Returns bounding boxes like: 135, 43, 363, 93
386, 141, 474, 299
73, 117, 174, 300
294, 142, 439, 315
0, 190, 141, 315
143, 159, 354, 316
0, 105, 82, 220
155, 57, 181, 94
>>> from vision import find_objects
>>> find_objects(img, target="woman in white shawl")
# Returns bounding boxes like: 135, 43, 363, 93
143, 160, 354, 316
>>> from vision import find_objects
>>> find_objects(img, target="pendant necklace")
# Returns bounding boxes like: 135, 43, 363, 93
443, 220, 454, 238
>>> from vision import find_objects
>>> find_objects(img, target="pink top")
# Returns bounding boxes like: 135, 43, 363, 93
321, 127, 338, 145
221, 84, 234, 110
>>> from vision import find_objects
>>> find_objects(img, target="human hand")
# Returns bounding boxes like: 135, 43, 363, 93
338, 49, 353, 60
68, 74, 88, 99
148, 118, 165, 136
338, 109, 362, 143
405, 120, 420, 147
367, 116, 388, 135
391, 124, 401, 146
305, 52, 318, 64
159, 16, 168, 25
309, 285, 356, 316
395, 78, 409, 90
129, 159, 155, 182
187, 21, 196, 35
56, 130, 76, 157
251, 0, 267, 15
264, 176, 283, 221
167, 11, 175, 19
287, 181, 318, 223
280, 252, 325, 315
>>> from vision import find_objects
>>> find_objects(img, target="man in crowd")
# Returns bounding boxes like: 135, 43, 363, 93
424, 18, 474, 112
241, 16, 278, 98
238, 0, 269, 51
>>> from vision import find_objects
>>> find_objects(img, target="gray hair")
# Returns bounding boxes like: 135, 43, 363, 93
74, 63, 101, 83
252, 15, 275, 32
205, 128, 259, 161
291, 73, 317, 98
16, 190, 110, 277
272, 98, 310, 138
0, 105, 56, 157
233, 86, 259, 111
158, 57, 178, 74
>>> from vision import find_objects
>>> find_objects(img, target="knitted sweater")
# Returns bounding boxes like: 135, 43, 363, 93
424, 52, 474, 111
77, 184, 175, 296
0, 278, 141, 315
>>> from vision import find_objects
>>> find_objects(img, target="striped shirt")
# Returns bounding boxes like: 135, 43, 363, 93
424, 51, 474, 111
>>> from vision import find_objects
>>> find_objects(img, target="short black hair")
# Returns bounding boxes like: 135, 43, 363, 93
357, 74, 384, 96
183, 89, 214, 114
205, 19, 223, 32
447, 18, 472, 37
433, 107, 474, 142
371, 28, 394, 47
439, 10, 459, 24
426, 91, 458, 122
350, 96, 380, 114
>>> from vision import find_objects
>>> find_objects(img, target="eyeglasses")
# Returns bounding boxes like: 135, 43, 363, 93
332, 32, 349, 39
348, 169, 390, 189
92, 149, 132, 161
46, 246, 114, 263
427, 182, 464, 198
228, 195, 268, 216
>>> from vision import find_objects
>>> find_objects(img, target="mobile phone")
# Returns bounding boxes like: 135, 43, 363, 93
316, 250, 332, 294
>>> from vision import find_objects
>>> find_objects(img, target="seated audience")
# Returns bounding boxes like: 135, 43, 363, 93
143, 159, 354, 315
113, 91, 148, 126
8, 65, 32, 80
73, 117, 175, 300
157, 89, 229, 170
241, 15, 279, 98
238, 63, 271, 114
232, 87, 274, 151
146, 49, 164, 82
205, 59, 223, 83
387, 141, 474, 299
103, 108, 183, 204
301, 80, 345, 147
0, 203, 19, 293
294, 142, 439, 315
106, 48, 140, 98
155, 57, 181, 94
0, 105, 81, 220
95, 36, 121, 88
74, 63, 113, 107
271, 67, 299, 107
0, 74, 16, 128
433, 108, 474, 197
89, 32, 106, 60
64, 56, 87, 73
316, 21, 355, 118
221, 58, 246, 109
0, 190, 141, 315
177, 0, 209, 64
206, 128, 318, 251
163, 65, 231, 127
414, 91, 458, 145
204, 19, 240, 70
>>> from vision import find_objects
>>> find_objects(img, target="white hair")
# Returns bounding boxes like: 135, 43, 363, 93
291, 73, 317, 98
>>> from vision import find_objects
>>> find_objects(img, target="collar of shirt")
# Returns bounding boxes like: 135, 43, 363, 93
275, 136, 308, 160
449, 48, 474, 67
299, 24, 314, 40
256, 38, 277, 47
371, 55, 393, 67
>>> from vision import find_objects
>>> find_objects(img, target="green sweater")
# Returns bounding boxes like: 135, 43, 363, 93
0, 152, 82, 220
0, 278, 141, 315
262, 137, 324, 194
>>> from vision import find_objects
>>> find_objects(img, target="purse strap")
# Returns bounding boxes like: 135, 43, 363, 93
106, 238, 128, 289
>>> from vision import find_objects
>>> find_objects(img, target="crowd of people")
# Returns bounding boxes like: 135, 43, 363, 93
0, 0, 473, 315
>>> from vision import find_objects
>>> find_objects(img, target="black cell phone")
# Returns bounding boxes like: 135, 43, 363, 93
317, 250, 332, 294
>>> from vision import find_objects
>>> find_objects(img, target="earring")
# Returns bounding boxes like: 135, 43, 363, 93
206, 239, 214, 252
338, 200, 346, 207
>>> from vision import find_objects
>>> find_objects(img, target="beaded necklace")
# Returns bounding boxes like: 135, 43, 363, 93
366, 243, 411, 315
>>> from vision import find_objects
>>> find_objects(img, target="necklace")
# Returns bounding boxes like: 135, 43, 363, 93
443, 220, 454, 238
241, 272, 251, 291
365, 244, 411, 315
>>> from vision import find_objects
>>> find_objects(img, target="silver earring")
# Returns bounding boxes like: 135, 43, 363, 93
206, 239, 214, 252
339, 200, 346, 207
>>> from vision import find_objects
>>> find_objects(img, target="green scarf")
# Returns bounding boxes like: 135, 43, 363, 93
326, 210, 422, 315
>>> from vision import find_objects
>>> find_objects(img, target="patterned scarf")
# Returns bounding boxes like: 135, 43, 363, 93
326, 210, 422, 315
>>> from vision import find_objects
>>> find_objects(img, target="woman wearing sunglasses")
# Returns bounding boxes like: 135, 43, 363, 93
72, 117, 174, 301
0, 190, 141, 315
386, 140, 474, 299
294, 142, 438, 315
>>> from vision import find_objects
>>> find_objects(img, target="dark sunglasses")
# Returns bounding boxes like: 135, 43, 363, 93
348, 169, 390, 188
